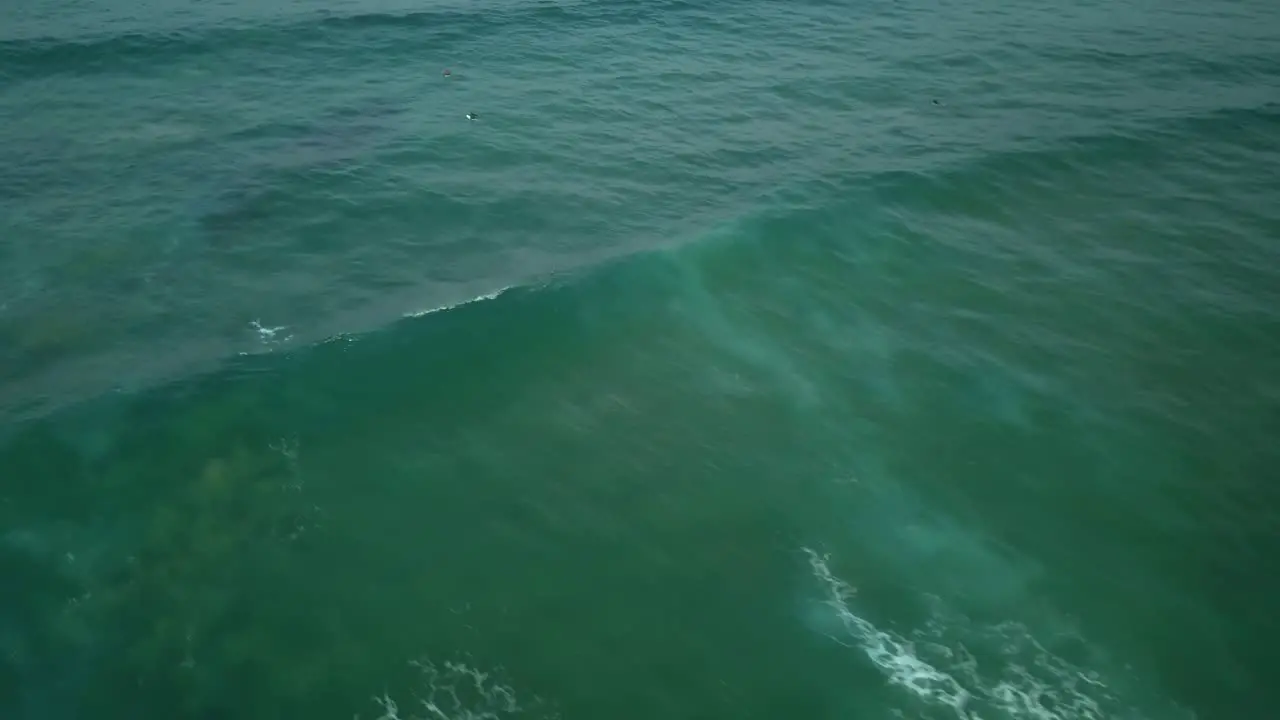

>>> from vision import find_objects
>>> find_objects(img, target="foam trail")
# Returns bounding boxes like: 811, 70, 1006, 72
805, 549, 978, 716
802, 549, 1190, 720
369, 657, 554, 720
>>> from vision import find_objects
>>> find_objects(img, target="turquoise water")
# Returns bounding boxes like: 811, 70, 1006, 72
3, 0, 1279, 718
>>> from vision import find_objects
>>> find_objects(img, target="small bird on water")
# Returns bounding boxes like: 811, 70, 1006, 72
466, 112, 478, 121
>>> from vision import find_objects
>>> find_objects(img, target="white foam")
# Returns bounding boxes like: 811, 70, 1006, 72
370, 658, 553, 720
805, 549, 977, 715
802, 549, 1189, 720
403, 287, 511, 319
250, 319, 291, 345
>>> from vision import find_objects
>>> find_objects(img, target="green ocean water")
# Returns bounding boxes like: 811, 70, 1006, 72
3, 0, 1279, 718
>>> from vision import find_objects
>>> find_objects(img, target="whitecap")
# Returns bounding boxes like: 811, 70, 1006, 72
403, 286, 512, 319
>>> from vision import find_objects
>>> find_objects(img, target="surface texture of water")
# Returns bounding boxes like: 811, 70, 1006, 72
2, 0, 1278, 718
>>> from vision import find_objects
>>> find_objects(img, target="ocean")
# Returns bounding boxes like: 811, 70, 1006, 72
2, 0, 1278, 717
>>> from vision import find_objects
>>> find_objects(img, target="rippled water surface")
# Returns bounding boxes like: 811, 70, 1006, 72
2, 0, 1278, 718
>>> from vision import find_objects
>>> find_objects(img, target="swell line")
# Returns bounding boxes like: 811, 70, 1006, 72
0, 0, 686, 81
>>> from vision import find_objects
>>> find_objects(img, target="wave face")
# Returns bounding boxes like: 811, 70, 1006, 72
3, 0, 1279, 419
3, 0, 1280, 718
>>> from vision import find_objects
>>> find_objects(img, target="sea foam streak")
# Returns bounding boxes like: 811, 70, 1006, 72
802, 549, 1187, 720
370, 657, 556, 720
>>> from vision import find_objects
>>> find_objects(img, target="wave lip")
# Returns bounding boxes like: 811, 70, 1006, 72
403, 286, 514, 319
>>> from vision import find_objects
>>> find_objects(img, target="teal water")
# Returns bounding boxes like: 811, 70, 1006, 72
3, 0, 1279, 718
